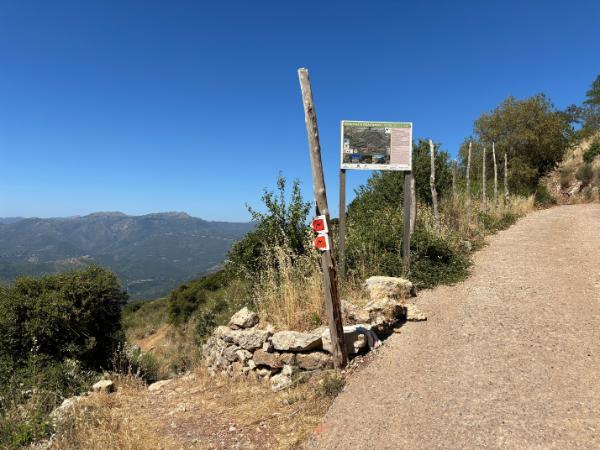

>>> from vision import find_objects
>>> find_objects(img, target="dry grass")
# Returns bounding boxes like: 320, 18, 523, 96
251, 243, 325, 331
49, 369, 336, 450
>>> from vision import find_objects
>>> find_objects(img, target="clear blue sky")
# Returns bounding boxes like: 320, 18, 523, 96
1, 0, 599, 221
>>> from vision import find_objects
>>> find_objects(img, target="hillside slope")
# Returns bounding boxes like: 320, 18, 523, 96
0, 212, 253, 299
544, 136, 600, 203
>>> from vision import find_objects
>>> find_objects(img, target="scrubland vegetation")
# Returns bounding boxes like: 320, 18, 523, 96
2, 74, 599, 448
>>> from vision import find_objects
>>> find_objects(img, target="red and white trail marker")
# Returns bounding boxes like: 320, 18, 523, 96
310, 215, 328, 234
313, 234, 330, 251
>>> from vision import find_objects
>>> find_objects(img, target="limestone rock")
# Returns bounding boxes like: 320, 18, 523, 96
92, 379, 115, 393
296, 352, 333, 370
271, 330, 322, 352
148, 379, 173, 391
321, 326, 376, 355
270, 372, 292, 391
252, 349, 296, 369
341, 300, 370, 324
365, 298, 407, 334
262, 340, 274, 353
229, 307, 259, 329
364, 276, 414, 300
214, 326, 270, 351
235, 349, 253, 363
406, 304, 427, 321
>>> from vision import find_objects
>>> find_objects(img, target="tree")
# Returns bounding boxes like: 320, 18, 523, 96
459, 94, 572, 194
227, 174, 311, 277
582, 74, 600, 134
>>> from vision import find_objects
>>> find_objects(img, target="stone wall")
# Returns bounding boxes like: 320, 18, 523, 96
202, 276, 425, 391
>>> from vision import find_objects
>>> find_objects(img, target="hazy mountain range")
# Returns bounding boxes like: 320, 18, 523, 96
0, 212, 253, 300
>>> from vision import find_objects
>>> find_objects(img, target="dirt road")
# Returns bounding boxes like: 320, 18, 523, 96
310, 204, 600, 449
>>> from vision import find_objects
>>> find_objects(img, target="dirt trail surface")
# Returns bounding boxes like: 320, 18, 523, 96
309, 204, 600, 449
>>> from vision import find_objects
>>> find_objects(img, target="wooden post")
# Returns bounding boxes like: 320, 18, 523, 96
492, 142, 498, 210
504, 151, 509, 202
466, 141, 472, 224
451, 160, 457, 199
403, 172, 412, 273
409, 174, 416, 234
338, 169, 346, 279
482, 146, 487, 211
298, 68, 347, 369
429, 139, 439, 230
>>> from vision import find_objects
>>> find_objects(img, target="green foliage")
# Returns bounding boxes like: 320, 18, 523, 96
459, 94, 572, 193
576, 163, 594, 186
0, 267, 127, 446
581, 75, 600, 134
534, 185, 556, 207
345, 181, 470, 288
583, 141, 600, 164
0, 266, 128, 372
227, 174, 311, 278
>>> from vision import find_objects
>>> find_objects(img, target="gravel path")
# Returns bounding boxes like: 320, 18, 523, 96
309, 204, 600, 449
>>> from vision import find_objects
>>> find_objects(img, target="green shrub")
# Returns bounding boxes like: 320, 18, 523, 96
576, 163, 594, 185
583, 141, 600, 164
534, 184, 557, 207
0, 266, 128, 371
319, 374, 345, 397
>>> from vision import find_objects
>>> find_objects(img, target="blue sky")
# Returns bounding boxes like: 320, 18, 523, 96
1, 0, 599, 221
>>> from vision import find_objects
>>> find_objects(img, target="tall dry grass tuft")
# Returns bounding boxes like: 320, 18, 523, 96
251, 239, 325, 331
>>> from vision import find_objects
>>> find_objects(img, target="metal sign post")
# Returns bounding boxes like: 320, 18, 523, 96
298, 68, 348, 369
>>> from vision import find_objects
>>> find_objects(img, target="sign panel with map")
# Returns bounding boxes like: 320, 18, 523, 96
340, 121, 412, 171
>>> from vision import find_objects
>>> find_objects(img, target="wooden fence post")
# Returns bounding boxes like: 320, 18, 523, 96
482, 146, 487, 211
504, 151, 509, 202
403, 172, 412, 273
339, 169, 346, 279
492, 142, 498, 209
410, 174, 416, 234
429, 139, 439, 230
298, 68, 347, 369
466, 141, 472, 224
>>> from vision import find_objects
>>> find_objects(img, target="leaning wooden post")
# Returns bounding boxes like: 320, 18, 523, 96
482, 146, 487, 211
403, 172, 412, 273
298, 68, 347, 369
466, 142, 472, 224
338, 169, 347, 279
504, 151, 509, 202
429, 139, 439, 231
492, 142, 498, 210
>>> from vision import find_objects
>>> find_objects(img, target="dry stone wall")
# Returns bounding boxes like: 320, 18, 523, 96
203, 276, 425, 391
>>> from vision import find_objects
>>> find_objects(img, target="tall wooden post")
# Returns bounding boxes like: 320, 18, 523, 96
466, 142, 472, 224
298, 68, 347, 369
482, 146, 487, 211
504, 151, 509, 202
403, 172, 412, 273
429, 139, 439, 231
409, 174, 416, 234
338, 169, 347, 279
492, 142, 498, 209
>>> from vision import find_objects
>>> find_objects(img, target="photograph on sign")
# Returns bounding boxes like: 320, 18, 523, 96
340, 121, 412, 171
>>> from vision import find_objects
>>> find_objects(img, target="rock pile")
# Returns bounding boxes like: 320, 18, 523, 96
203, 276, 425, 391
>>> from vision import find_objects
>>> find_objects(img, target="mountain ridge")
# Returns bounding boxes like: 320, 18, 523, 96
0, 212, 254, 300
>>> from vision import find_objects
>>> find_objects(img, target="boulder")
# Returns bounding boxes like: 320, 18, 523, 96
229, 307, 259, 329
252, 349, 296, 369
92, 379, 115, 393
364, 276, 414, 300
321, 325, 381, 355
296, 352, 332, 370
271, 330, 322, 352
214, 326, 270, 351
235, 349, 253, 363
406, 304, 427, 321
365, 298, 407, 334
262, 340, 274, 353
148, 379, 172, 391
341, 300, 370, 324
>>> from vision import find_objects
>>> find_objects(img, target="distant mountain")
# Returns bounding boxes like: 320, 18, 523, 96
0, 212, 253, 300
